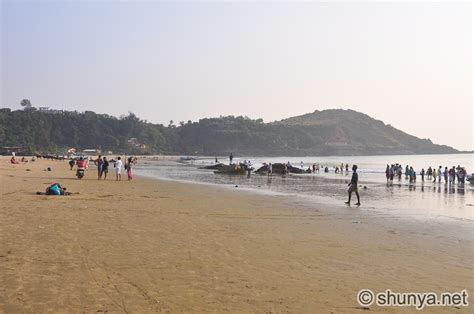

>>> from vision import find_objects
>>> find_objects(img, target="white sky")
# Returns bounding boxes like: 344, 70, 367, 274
1, 1, 473, 150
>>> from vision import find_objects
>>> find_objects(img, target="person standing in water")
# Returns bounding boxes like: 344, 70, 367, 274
438, 166, 442, 183
229, 153, 233, 165
389, 165, 394, 182
421, 168, 425, 182
432, 168, 437, 183
345, 165, 360, 206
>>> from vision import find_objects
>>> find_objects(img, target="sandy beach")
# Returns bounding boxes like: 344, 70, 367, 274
0, 157, 472, 313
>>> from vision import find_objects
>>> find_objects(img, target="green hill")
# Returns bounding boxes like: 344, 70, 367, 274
0, 107, 458, 156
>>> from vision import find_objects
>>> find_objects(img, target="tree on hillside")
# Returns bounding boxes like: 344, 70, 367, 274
20, 99, 33, 109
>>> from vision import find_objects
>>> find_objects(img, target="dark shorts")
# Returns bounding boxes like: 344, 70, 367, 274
348, 183, 358, 192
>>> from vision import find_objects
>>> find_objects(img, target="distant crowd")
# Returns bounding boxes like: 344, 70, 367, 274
385, 164, 468, 185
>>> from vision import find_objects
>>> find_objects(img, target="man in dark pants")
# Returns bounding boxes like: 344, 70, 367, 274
345, 165, 361, 206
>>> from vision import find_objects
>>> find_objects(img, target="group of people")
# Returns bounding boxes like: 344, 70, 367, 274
293, 161, 351, 174
385, 164, 468, 185
70, 155, 137, 181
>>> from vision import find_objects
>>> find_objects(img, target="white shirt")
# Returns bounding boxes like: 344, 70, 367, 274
115, 160, 123, 169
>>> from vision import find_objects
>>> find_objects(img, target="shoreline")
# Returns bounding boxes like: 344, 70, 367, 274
1, 157, 473, 312
138, 169, 474, 225
135, 160, 474, 225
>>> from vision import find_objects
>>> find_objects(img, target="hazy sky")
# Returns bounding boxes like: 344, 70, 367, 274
1, 1, 472, 150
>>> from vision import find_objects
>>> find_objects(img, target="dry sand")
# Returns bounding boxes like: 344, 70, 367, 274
0, 157, 472, 313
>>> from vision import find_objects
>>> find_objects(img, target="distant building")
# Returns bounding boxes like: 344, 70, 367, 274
127, 138, 147, 149
127, 138, 138, 144
38, 107, 62, 114
82, 149, 101, 155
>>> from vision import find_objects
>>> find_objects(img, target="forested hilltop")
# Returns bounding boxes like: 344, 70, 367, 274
0, 107, 459, 156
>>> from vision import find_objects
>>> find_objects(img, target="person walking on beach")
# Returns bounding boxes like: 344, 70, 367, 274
345, 165, 360, 206
229, 153, 233, 165
126, 157, 134, 181
385, 165, 390, 182
114, 157, 122, 181
438, 166, 442, 183
421, 168, 425, 182
432, 168, 437, 182
268, 163, 273, 177
94, 155, 104, 180
102, 156, 109, 180
69, 158, 75, 170
444, 167, 448, 184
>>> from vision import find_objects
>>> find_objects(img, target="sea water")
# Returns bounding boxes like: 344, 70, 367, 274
134, 154, 474, 221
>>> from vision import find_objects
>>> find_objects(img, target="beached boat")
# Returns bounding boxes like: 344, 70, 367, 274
467, 174, 474, 185
214, 164, 248, 175
255, 163, 311, 175
199, 163, 225, 170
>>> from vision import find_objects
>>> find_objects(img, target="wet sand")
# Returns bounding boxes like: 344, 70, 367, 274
0, 157, 472, 312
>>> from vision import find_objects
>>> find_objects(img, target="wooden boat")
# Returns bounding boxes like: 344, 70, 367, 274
214, 164, 248, 175
255, 163, 311, 175
199, 163, 225, 170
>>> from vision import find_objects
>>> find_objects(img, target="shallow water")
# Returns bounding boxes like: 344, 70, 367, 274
135, 154, 474, 221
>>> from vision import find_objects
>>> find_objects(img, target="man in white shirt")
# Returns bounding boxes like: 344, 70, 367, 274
115, 157, 123, 181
